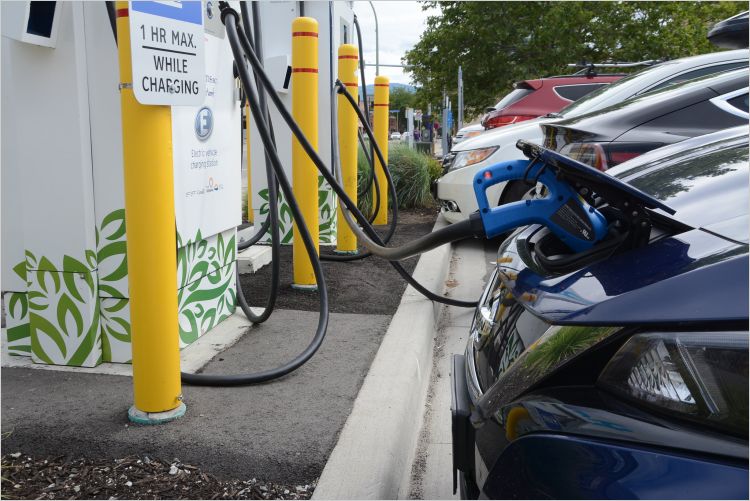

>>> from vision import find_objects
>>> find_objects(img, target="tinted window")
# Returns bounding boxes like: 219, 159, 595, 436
728, 93, 749, 112
554, 83, 607, 101
649, 62, 748, 92
493, 88, 534, 110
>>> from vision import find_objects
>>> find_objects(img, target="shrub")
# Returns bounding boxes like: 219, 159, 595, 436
355, 142, 441, 215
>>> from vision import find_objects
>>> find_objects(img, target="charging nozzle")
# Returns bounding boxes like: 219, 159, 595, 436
473, 158, 608, 253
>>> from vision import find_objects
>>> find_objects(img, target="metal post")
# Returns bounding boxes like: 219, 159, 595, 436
291, 17, 319, 290
368, 1, 379, 76
115, 1, 185, 424
335, 44, 359, 255
457, 65, 464, 130
245, 104, 253, 223
373, 75, 389, 224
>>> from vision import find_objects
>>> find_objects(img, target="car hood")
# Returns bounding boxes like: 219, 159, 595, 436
498, 135, 749, 325
499, 225, 748, 325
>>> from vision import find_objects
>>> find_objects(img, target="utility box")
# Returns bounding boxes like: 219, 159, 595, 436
1, 1, 241, 367
248, 1, 354, 245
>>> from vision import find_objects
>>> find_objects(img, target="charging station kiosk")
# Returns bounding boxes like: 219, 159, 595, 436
1, 1, 240, 366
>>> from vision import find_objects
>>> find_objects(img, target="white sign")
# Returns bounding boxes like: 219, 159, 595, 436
172, 31, 240, 244
129, 1, 205, 105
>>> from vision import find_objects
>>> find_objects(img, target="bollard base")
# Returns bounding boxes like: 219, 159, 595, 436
333, 249, 359, 255
128, 402, 186, 425
291, 283, 318, 292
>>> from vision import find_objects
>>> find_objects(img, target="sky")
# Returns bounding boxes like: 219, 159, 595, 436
351, 1, 438, 86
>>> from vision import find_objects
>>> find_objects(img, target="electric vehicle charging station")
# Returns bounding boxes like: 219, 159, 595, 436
247, 2, 354, 246
1, 1, 241, 367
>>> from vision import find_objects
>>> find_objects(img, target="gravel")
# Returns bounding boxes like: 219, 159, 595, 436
1, 454, 314, 500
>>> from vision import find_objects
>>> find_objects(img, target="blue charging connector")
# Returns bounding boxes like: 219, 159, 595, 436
473, 158, 608, 253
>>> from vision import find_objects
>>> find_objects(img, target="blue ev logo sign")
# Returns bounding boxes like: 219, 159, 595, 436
194, 106, 213, 140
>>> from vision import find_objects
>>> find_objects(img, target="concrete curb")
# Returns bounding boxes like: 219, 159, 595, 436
312, 215, 452, 500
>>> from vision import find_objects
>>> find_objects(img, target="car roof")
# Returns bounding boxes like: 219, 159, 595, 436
542, 68, 749, 136
557, 49, 749, 118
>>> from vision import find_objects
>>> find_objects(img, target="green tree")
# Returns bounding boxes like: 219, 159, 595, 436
404, 1, 746, 120
389, 86, 417, 131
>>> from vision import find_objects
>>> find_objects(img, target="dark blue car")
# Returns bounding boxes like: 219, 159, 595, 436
452, 126, 749, 499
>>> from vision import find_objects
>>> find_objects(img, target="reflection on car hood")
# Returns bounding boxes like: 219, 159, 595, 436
609, 129, 749, 243
499, 226, 748, 325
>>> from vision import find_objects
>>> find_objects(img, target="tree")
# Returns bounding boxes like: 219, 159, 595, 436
389, 86, 417, 131
404, 1, 746, 120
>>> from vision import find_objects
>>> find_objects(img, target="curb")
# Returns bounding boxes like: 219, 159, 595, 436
312, 215, 452, 500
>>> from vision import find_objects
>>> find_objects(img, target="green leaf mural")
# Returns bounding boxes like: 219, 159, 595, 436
3, 290, 30, 357
176, 229, 237, 347
28, 266, 101, 367
256, 174, 337, 245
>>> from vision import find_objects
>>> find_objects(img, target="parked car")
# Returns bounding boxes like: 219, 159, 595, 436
436, 49, 749, 223
481, 73, 625, 130
708, 10, 749, 48
542, 68, 749, 170
452, 130, 749, 499
453, 124, 485, 145
390, 131, 401, 140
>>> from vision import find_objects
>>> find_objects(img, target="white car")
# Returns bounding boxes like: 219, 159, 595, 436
452, 123, 485, 145
390, 132, 401, 140
435, 49, 749, 223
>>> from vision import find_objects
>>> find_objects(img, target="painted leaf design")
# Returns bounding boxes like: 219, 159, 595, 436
100, 327, 112, 362
30, 313, 67, 359
103, 298, 128, 313
101, 208, 126, 241
57, 293, 84, 338
99, 284, 126, 298
27, 291, 48, 311
8, 292, 28, 319
68, 305, 100, 367
25, 250, 37, 269
6, 322, 30, 343
86, 249, 98, 270
105, 317, 131, 343
98, 242, 128, 282
37, 265, 60, 295
62, 255, 90, 273
13, 260, 27, 282
200, 308, 217, 332
63, 271, 83, 302
179, 309, 199, 345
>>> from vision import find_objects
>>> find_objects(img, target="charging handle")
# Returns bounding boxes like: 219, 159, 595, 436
473, 159, 608, 253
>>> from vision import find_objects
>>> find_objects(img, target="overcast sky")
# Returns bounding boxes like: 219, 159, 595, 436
352, 1, 438, 86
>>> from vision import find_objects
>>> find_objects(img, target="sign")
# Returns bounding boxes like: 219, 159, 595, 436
172, 30, 240, 244
129, 1, 206, 105
446, 109, 453, 129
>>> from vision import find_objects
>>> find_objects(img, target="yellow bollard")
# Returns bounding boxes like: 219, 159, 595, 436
372, 75, 390, 225
116, 2, 184, 423
335, 44, 359, 254
291, 17, 319, 289
245, 103, 253, 223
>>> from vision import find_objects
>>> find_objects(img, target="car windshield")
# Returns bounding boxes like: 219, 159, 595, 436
493, 87, 534, 110
558, 62, 678, 117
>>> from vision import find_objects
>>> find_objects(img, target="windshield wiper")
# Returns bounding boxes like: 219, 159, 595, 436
544, 112, 562, 119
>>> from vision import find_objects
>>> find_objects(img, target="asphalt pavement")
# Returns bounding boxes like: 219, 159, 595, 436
1, 309, 390, 484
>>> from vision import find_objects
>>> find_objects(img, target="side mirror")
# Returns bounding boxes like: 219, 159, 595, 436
485, 107, 496, 113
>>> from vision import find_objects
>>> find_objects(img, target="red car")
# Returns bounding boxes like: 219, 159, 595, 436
481, 73, 625, 130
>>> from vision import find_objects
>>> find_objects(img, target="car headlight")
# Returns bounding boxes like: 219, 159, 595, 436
598, 331, 748, 436
450, 146, 498, 171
